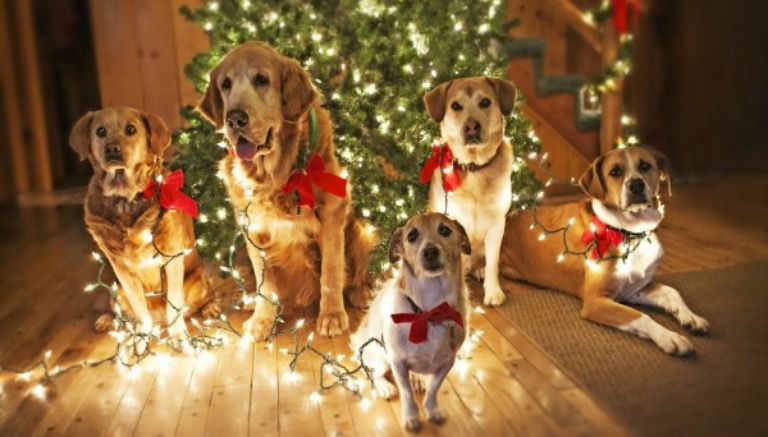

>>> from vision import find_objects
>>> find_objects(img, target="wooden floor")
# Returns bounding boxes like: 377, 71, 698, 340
0, 175, 766, 437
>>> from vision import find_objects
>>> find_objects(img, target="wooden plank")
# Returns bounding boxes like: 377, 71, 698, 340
134, 0, 183, 129
541, 0, 568, 76
89, 0, 145, 109
171, 0, 209, 108
548, 0, 602, 53
204, 337, 252, 437
13, 0, 53, 193
600, 22, 623, 153
101, 357, 161, 436
247, 337, 279, 437
310, 332, 358, 436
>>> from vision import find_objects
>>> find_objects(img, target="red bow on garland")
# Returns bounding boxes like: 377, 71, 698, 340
420, 144, 462, 191
281, 153, 347, 209
391, 301, 464, 344
611, 0, 641, 35
581, 215, 624, 260
143, 169, 199, 219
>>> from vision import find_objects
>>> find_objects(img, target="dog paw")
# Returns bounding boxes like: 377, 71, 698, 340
317, 310, 349, 337
93, 313, 115, 332
655, 331, 695, 356
168, 320, 188, 339
243, 316, 274, 342
427, 407, 446, 425
680, 313, 709, 335
410, 373, 426, 394
201, 301, 222, 320
374, 378, 398, 400
483, 288, 506, 306
403, 415, 421, 433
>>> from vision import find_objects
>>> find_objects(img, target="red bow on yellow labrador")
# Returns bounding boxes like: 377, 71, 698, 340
143, 169, 199, 219
282, 154, 347, 209
581, 215, 624, 260
420, 144, 462, 192
391, 301, 464, 344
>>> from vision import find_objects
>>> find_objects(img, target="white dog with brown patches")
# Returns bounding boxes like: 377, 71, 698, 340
422, 76, 517, 306
352, 213, 470, 432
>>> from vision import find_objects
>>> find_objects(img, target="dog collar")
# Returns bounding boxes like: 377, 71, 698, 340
454, 141, 503, 173
581, 215, 649, 260
391, 299, 463, 344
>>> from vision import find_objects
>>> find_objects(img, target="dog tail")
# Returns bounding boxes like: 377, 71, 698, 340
343, 216, 377, 309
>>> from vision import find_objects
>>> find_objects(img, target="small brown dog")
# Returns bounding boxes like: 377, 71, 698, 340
197, 42, 373, 339
70, 107, 219, 335
501, 147, 709, 356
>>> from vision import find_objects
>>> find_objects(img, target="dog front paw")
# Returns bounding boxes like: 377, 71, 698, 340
201, 301, 222, 320
483, 283, 506, 306
680, 313, 709, 335
403, 415, 421, 433
426, 407, 446, 425
655, 331, 694, 356
168, 320, 188, 339
93, 313, 115, 332
374, 377, 398, 400
317, 310, 349, 337
243, 316, 275, 342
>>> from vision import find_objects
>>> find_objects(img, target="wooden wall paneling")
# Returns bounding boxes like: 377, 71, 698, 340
0, 0, 30, 197
599, 22, 621, 153
14, 0, 53, 193
542, 0, 567, 76
507, 0, 543, 39
89, 0, 145, 110
171, 0, 208, 108
133, 0, 182, 130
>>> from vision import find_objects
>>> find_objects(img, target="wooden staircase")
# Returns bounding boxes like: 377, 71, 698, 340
505, 0, 625, 186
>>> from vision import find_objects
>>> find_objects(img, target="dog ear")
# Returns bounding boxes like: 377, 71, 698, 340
198, 69, 224, 129
388, 227, 404, 264
141, 113, 171, 157
650, 148, 672, 196
281, 56, 317, 121
69, 111, 95, 161
485, 77, 517, 116
578, 155, 607, 200
447, 218, 472, 255
423, 80, 453, 123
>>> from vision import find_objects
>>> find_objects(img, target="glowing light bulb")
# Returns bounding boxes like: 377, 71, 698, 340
295, 319, 305, 329
538, 233, 546, 241
557, 253, 565, 263
31, 384, 46, 399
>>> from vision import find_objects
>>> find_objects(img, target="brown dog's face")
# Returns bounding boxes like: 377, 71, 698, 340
579, 147, 670, 211
198, 42, 317, 161
424, 77, 516, 163
389, 213, 471, 278
69, 107, 170, 198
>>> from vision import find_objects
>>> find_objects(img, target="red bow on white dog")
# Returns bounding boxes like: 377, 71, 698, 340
391, 301, 464, 344
420, 144, 462, 192
143, 169, 199, 219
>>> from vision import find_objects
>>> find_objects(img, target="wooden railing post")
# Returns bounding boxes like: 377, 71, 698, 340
600, 21, 623, 153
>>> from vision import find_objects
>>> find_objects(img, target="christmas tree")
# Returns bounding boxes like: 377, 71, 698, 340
174, 0, 543, 273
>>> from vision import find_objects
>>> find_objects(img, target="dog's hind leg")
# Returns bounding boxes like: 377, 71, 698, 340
423, 362, 452, 425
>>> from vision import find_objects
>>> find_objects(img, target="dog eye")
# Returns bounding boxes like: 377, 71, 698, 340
639, 161, 652, 172
96, 127, 107, 138
407, 229, 419, 243
479, 98, 491, 108
221, 77, 232, 90
125, 124, 136, 136
254, 73, 270, 86
609, 166, 623, 177
438, 223, 452, 237
451, 101, 462, 111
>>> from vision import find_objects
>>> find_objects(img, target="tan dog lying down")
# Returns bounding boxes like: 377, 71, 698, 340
352, 213, 470, 432
501, 147, 709, 356
69, 107, 219, 335
197, 42, 373, 339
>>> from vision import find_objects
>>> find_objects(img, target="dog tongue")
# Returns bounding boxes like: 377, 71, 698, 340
236, 140, 256, 160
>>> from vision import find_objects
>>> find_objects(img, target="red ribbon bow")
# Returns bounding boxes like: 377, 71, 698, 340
143, 169, 199, 219
420, 144, 462, 192
611, 0, 641, 35
391, 301, 464, 344
581, 215, 624, 260
281, 154, 347, 209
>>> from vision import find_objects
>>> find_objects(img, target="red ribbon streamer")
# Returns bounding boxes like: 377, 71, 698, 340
143, 169, 199, 219
612, 0, 641, 34
281, 154, 348, 209
391, 301, 464, 344
419, 144, 462, 192
581, 215, 624, 260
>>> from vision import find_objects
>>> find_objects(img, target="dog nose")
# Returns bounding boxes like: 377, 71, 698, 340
423, 245, 440, 263
628, 178, 645, 194
226, 109, 249, 129
464, 118, 481, 138
105, 142, 121, 157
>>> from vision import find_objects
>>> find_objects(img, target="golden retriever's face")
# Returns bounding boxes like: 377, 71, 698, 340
389, 213, 471, 278
579, 147, 671, 211
69, 107, 169, 198
424, 77, 516, 163
198, 42, 317, 161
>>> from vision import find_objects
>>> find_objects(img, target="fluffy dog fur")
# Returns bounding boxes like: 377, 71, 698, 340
69, 107, 219, 335
423, 76, 517, 306
501, 147, 709, 356
352, 213, 470, 432
198, 42, 373, 339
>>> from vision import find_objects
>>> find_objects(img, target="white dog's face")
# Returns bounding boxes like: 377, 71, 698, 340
424, 77, 516, 164
389, 213, 471, 278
